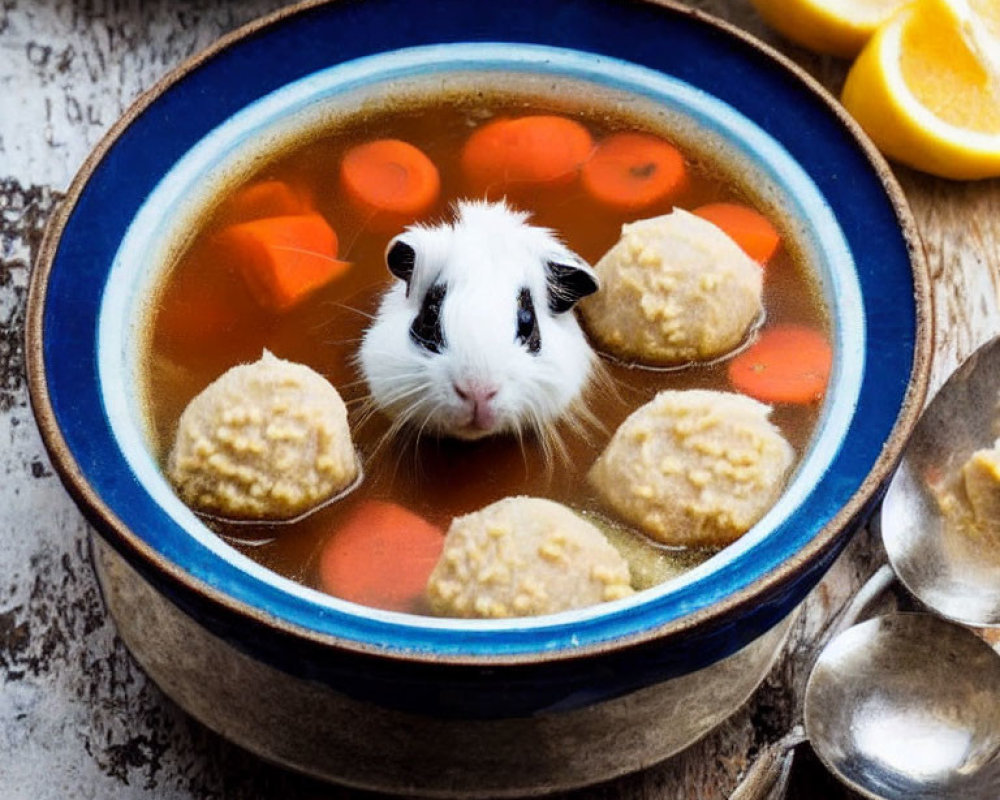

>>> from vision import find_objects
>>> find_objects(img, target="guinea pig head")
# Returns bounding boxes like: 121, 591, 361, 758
358, 200, 599, 441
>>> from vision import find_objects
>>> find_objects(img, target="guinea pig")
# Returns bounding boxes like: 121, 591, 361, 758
357, 200, 599, 441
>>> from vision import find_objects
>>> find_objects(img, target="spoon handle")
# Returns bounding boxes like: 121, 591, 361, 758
728, 726, 805, 800
828, 564, 896, 637
728, 564, 897, 800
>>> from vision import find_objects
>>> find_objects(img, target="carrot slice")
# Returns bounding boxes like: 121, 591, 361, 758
223, 179, 312, 222
216, 213, 350, 312
693, 202, 782, 265
461, 115, 593, 197
581, 133, 687, 211
728, 325, 833, 405
340, 139, 440, 229
318, 500, 445, 613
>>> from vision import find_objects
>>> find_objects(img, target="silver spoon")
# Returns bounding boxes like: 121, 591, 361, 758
804, 610, 1000, 799
732, 605, 1000, 800
732, 334, 1000, 800
880, 332, 1000, 626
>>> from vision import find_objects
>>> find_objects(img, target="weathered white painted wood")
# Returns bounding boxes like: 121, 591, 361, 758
0, 0, 291, 188
1, 1, 997, 798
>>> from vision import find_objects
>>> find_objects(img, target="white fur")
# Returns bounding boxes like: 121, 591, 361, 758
358, 201, 597, 440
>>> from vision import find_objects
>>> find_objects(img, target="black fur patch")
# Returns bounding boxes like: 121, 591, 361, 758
410, 282, 447, 353
546, 261, 598, 313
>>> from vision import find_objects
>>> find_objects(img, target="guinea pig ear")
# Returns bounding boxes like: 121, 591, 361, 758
386, 236, 417, 291
545, 260, 599, 314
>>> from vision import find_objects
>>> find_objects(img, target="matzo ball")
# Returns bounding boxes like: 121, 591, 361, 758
579, 208, 763, 365
426, 497, 633, 618
589, 390, 793, 547
167, 350, 358, 520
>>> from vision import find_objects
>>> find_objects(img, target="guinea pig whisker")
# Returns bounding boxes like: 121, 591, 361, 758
269, 244, 350, 265
529, 402, 575, 477
341, 379, 374, 396
353, 393, 412, 452
376, 378, 429, 400
378, 374, 433, 414
413, 404, 438, 447
349, 380, 409, 422
324, 336, 365, 348
405, 405, 441, 481
337, 210, 376, 258
346, 397, 379, 426
368, 390, 436, 464
365, 419, 404, 466
374, 383, 436, 413
347, 392, 377, 413
323, 301, 377, 322
380, 408, 415, 448
386, 427, 416, 486
524, 406, 556, 475
563, 395, 605, 442
383, 398, 440, 483
587, 359, 626, 416
548, 186, 591, 212
545, 425, 571, 474
512, 424, 532, 475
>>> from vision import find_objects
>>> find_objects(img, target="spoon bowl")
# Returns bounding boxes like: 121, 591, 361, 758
881, 333, 1000, 627
804, 613, 1000, 800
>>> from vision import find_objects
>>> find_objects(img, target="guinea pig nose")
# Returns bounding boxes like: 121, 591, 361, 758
453, 380, 499, 404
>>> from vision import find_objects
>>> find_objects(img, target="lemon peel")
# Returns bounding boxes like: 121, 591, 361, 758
749, 0, 908, 58
841, 0, 1000, 180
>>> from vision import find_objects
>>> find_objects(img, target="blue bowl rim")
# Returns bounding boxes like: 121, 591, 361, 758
26, 0, 931, 666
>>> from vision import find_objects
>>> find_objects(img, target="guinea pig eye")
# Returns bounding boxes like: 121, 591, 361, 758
516, 288, 541, 355
410, 282, 447, 354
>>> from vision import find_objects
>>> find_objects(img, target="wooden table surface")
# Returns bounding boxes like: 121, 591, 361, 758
1, 1, 998, 798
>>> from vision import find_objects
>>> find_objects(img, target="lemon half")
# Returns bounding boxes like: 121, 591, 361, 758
842, 0, 1000, 179
749, 0, 908, 58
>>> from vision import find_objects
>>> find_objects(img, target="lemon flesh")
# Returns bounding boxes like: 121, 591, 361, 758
970, 0, 1000, 40
901, 0, 1000, 132
842, 0, 1000, 179
750, 0, 907, 58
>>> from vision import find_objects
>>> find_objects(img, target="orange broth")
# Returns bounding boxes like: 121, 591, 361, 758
142, 91, 829, 613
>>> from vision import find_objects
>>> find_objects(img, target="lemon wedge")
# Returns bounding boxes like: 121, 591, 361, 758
841, 0, 1000, 179
749, 0, 908, 58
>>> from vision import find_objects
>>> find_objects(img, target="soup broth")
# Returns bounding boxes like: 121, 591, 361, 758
142, 87, 829, 613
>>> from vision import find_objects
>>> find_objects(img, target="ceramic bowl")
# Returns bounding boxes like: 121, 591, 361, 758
26, 0, 929, 794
